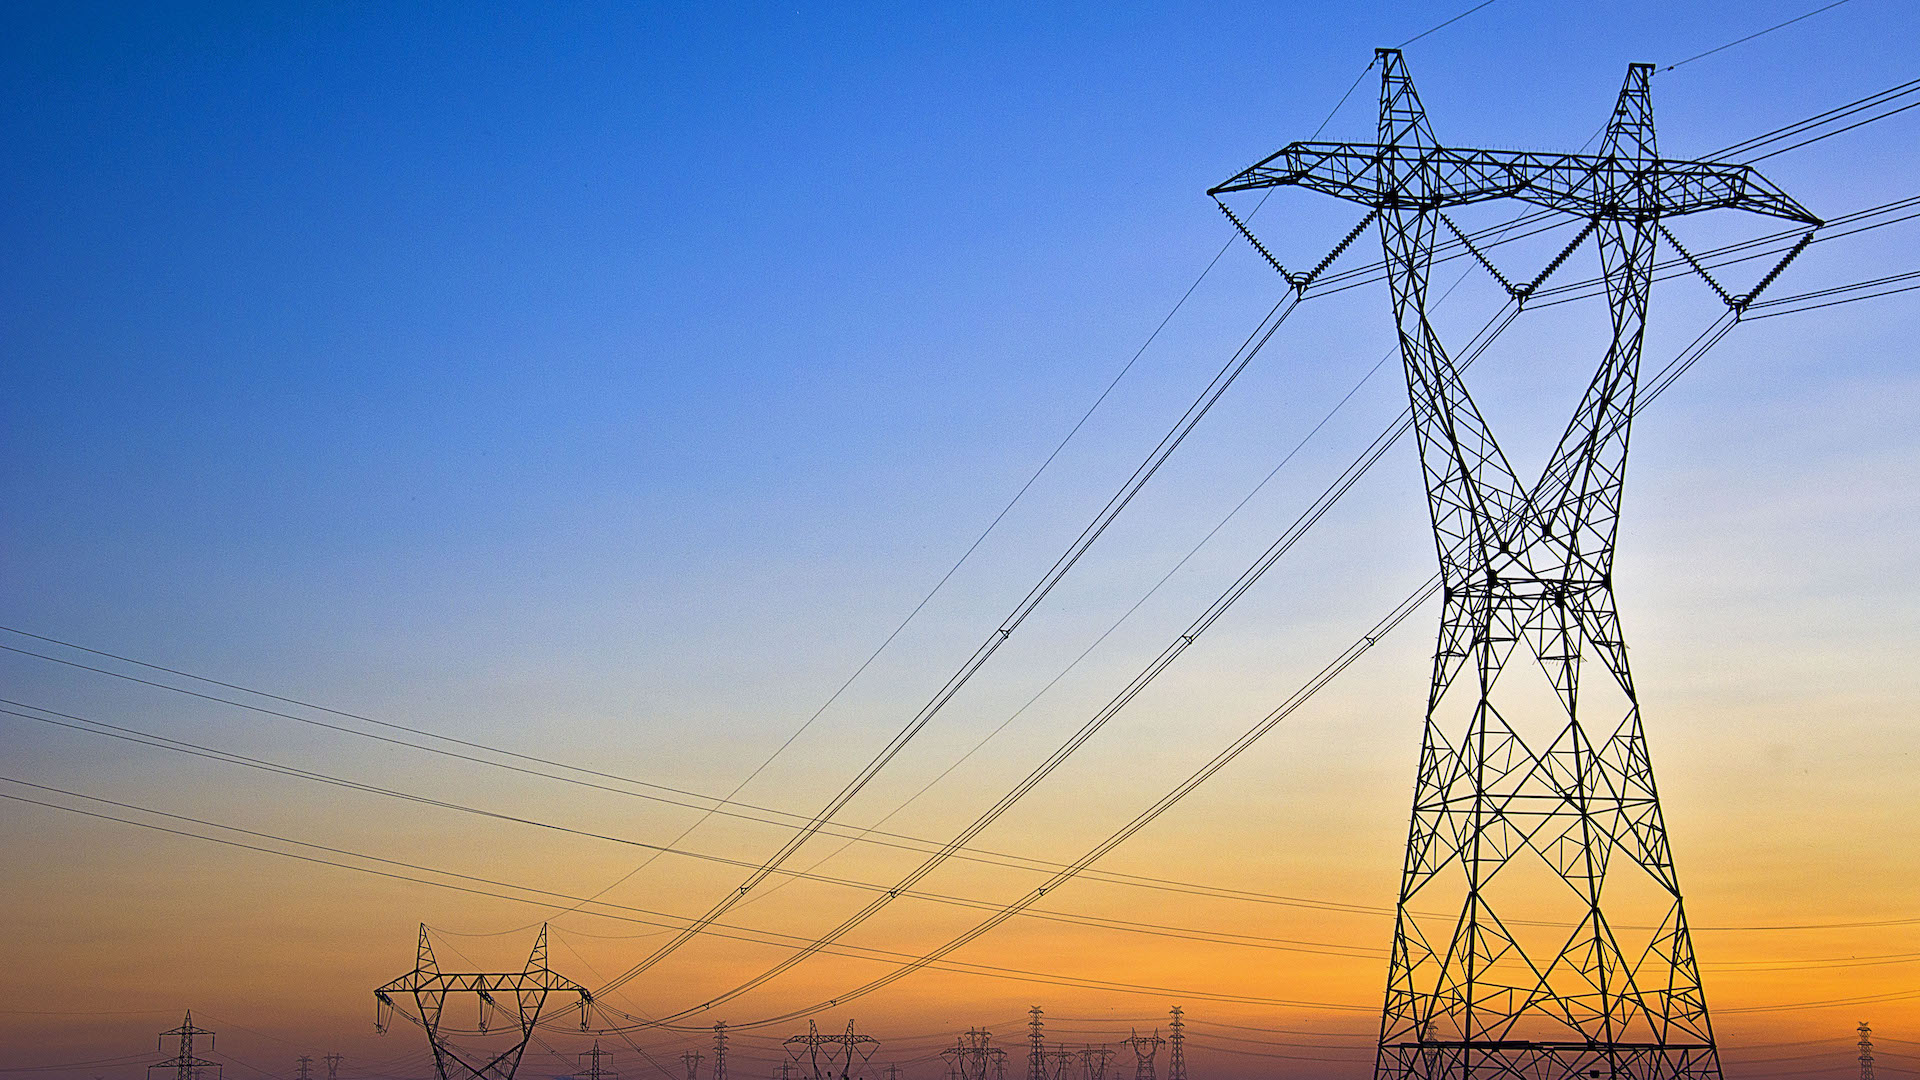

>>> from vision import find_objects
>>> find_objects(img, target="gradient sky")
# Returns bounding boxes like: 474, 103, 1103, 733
3, 3, 1918, 1080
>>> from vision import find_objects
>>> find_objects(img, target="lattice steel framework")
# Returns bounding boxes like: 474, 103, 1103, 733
374, 925, 589, 1080
784, 1020, 878, 1080
943, 1028, 1008, 1080
150, 1012, 220, 1080
1123, 1031, 1162, 1080
1211, 50, 1819, 1080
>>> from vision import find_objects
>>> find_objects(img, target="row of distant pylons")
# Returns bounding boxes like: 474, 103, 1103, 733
133, 999, 1884, 1080
146, 1011, 339, 1080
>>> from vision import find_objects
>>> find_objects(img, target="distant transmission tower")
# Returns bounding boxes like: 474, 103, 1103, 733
151, 1013, 221, 1080
374, 924, 589, 1080
684, 1051, 703, 1080
1214, 48, 1819, 1080
580, 1042, 617, 1080
1165, 1009, 1183, 1080
1044, 1048, 1076, 1080
297, 1057, 313, 1080
784, 1020, 878, 1080
324, 1053, 341, 1080
1859, 1022, 1875, 1080
715, 1023, 729, 1080
1027, 1010, 1045, 1080
1078, 1047, 1113, 1080
943, 1028, 1006, 1080
1123, 1032, 1161, 1080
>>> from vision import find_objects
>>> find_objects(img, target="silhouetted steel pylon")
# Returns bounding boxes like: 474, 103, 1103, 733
581, 1042, 617, 1080
1212, 49, 1820, 1080
784, 1020, 878, 1080
942, 1028, 1006, 1080
373, 924, 589, 1080
1077, 1046, 1113, 1080
1858, 1023, 1875, 1080
1027, 1009, 1045, 1080
150, 1012, 221, 1080
1122, 1032, 1161, 1080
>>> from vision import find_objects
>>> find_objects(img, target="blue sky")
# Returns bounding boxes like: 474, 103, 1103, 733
2, 3, 1918, 1077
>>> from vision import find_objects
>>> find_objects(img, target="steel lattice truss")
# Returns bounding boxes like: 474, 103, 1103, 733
151, 1012, 221, 1080
785, 1020, 879, 1080
943, 1028, 1009, 1080
1212, 50, 1819, 1080
375, 925, 589, 1080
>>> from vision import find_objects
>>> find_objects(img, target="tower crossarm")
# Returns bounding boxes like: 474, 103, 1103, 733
1208, 142, 1820, 225
374, 971, 590, 996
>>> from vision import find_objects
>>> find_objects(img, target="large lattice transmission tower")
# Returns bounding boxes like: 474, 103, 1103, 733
1026, 1009, 1045, 1080
1859, 1022, 1875, 1080
373, 924, 589, 1080
784, 1020, 878, 1080
150, 1012, 220, 1080
1122, 1032, 1162, 1080
943, 1028, 1008, 1080
1213, 49, 1819, 1080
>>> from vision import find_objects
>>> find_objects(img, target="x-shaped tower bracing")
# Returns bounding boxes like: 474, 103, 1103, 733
374, 925, 589, 1080
785, 1020, 878, 1080
1212, 50, 1819, 1080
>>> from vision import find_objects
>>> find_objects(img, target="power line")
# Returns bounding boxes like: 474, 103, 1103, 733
7, 70, 1916, 1046
1664, 0, 1855, 73
589, 289, 1309, 994
0, 697, 1383, 960
0, 779, 1375, 1012
0, 629, 1389, 914
596, 234, 1917, 1030
1396, 0, 1500, 49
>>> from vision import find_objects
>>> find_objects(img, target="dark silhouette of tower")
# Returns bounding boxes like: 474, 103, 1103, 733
374, 924, 589, 1080
150, 1013, 220, 1080
1212, 47, 1819, 1080
1859, 1022, 1875, 1080
580, 1042, 616, 1080
1027, 1009, 1045, 1080
784, 1020, 877, 1080
1123, 1032, 1161, 1080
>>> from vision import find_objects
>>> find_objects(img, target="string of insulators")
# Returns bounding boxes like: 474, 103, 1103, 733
1736, 229, 1818, 311
1296, 209, 1379, 292
1213, 197, 1296, 286
1515, 217, 1600, 304
1658, 221, 1737, 309
1439, 211, 1519, 298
